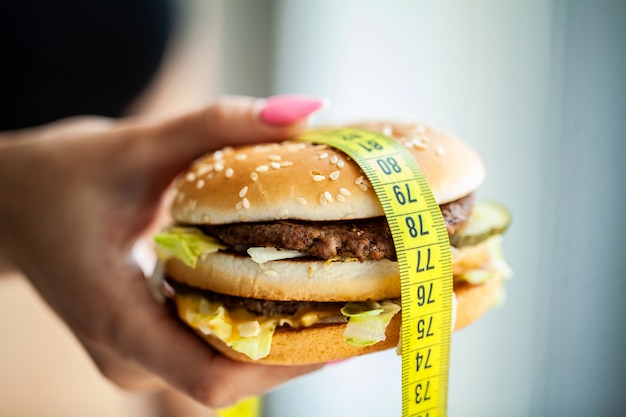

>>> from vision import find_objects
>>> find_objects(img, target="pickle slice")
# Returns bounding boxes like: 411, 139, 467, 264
450, 200, 512, 247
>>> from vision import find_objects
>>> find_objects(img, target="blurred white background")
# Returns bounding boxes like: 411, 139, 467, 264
1, 1, 623, 416
219, 1, 625, 416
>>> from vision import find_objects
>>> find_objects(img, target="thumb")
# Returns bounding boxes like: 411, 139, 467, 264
129, 95, 327, 181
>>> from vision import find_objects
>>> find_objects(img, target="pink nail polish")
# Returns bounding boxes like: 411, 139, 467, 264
260, 95, 328, 125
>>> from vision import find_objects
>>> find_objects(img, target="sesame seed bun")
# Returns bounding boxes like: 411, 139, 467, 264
171, 122, 485, 225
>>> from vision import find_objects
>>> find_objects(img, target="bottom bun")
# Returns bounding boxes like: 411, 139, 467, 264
453, 272, 504, 331
177, 273, 503, 365
200, 314, 403, 365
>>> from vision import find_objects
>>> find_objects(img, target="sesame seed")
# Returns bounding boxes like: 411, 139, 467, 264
236, 201, 243, 210
270, 162, 281, 169
196, 165, 213, 176
251, 172, 259, 181
256, 165, 269, 173
279, 209, 289, 217
324, 191, 333, 202
225, 168, 234, 178
339, 187, 351, 196
436, 146, 445, 156
337, 194, 346, 203
382, 125, 393, 136
235, 153, 248, 160
214, 162, 224, 171
330, 155, 338, 164
268, 155, 282, 162
313, 175, 326, 182
238, 214, 250, 222
185, 172, 196, 182
358, 183, 369, 192
242, 198, 250, 209
355, 176, 364, 185
412, 138, 429, 150
330, 170, 340, 180
296, 197, 307, 205
337, 160, 345, 168
287, 142, 307, 151
281, 161, 293, 167
214, 150, 224, 159
239, 186, 248, 198
318, 152, 328, 159
196, 179, 205, 189
319, 194, 328, 206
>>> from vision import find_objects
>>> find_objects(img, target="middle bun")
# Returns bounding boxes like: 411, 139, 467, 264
165, 253, 401, 302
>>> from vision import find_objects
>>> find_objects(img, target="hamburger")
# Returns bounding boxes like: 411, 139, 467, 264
154, 122, 511, 365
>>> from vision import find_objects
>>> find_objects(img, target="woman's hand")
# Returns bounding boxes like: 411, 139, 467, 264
0, 95, 326, 407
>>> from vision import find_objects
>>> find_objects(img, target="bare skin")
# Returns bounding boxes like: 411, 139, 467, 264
0, 96, 323, 408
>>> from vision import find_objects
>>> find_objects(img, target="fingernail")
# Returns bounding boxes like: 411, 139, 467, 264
259, 95, 328, 126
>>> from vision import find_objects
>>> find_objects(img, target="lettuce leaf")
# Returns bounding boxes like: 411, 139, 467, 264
187, 299, 232, 342
455, 236, 513, 284
341, 300, 401, 346
153, 227, 226, 268
231, 321, 277, 360
182, 296, 277, 361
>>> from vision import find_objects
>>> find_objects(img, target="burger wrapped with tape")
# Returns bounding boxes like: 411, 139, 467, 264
154, 122, 512, 365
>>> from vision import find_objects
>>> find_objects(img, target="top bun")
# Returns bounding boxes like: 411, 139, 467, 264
171, 122, 485, 225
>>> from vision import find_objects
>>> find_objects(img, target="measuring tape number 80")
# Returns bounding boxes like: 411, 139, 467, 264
301, 128, 454, 417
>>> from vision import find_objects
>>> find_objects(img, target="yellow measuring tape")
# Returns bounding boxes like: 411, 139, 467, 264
217, 127, 453, 417
300, 128, 453, 417
216, 396, 262, 417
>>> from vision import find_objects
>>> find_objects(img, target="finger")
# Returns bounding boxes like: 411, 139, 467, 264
199, 355, 324, 408
128, 95, 328, 181
107, 267, 323, 408
83, 342, 168, 392
153, 388, 220, 417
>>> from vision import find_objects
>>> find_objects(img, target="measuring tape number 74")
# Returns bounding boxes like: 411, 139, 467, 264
300, 128, 454, 417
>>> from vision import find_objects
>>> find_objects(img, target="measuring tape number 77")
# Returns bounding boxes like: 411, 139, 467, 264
300, 128, 454, 417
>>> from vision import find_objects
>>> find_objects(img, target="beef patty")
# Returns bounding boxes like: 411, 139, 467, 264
204, 193, 473, 262
170, 280, 345, 317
